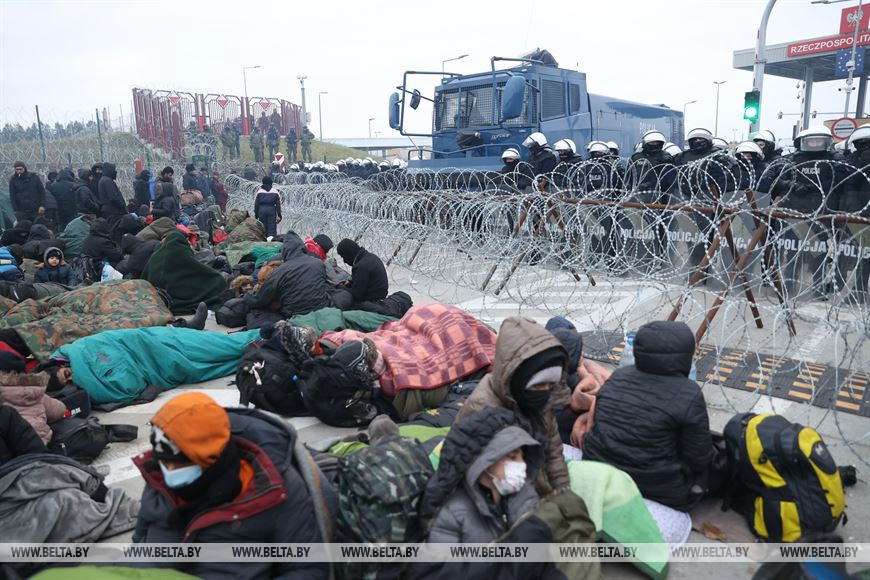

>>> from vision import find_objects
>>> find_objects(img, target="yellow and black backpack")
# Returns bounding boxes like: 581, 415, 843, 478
723, 412, 846, 542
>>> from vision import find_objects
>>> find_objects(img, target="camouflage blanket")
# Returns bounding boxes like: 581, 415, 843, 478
0, 280, 173, 362
321, 303, 496, 396
221, 241, 281, 268
217, 218, 265, 251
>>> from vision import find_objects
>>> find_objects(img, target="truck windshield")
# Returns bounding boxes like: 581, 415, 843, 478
434, 81, 533, 131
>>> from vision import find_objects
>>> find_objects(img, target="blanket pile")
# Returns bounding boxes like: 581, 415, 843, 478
321, 303, 496, 396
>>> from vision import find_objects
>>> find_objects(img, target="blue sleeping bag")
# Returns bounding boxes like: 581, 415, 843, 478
53, 327, 260, 404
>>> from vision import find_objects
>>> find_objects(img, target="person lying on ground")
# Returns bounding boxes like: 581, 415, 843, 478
34, 247, 71, 285
456, 316, 571, 495
0, 245, 24, 282
230, 275, 253, 297
81, 218, 123, 266
412, 407, 598, 580
133, 392, 330, 579
582, 320, 714, 512
141, 231, 228, 315
333, 238, 388, 309
244, 232, 330, 318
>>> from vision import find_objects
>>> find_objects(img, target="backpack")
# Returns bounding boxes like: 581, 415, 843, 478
216, 298, 249, 328
67, 255, 100, 287
235, 341, 306, 416
48, 416, 109, 462
723, 413, 846, 542
298, 357, 378, 428
336, 434, 434, 579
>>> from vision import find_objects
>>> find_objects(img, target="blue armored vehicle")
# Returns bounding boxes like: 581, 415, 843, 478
388, 49, 683, 170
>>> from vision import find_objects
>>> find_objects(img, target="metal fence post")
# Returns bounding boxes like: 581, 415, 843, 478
34, 105, 47, 162
96, 108, 105, 162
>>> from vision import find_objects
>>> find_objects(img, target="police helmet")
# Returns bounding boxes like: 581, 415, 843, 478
750, 130, 776, 147
554, 139, 577, 155
795, 126, 833, 152
664, 142, 683, 157
711, 138, 729, 151
641, 130, 666, 145
735, 140, 764, 161
501, 147, 521, 161
606, 141, 619, 154
686, 127, 713, 142
847, 125, 870, 151
522, 132, 548, 149
391, 158, 402, 168
587, 141, 610, 156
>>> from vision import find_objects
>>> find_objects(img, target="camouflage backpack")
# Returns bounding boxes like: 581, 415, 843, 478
336, 434, 434, 578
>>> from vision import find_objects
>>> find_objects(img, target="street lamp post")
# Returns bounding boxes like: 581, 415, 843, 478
683, 100, 697, 133
713, 81, 727, 136
751, 0, 778, 132
318, 91, 328, 141
242, 65, 261, 134
442, 53, 469, 73
368, 117, 375, 139
297, 76, 308, 130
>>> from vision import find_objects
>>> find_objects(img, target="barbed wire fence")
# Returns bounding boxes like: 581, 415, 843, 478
227, 155, 870, 464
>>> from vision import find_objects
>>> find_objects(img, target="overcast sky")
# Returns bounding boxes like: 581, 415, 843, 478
0, 0, 864, 145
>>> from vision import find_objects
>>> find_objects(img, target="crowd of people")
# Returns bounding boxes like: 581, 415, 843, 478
0, 123, 857, 578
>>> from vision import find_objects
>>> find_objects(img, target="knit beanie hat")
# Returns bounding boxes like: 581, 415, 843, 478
313, 234, 333, 253
150, 392, 230, 468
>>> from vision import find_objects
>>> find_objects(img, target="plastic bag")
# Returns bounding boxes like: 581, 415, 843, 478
101, 263, 123, 281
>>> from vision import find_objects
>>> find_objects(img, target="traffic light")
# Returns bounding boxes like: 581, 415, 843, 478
743, 90, 761, 123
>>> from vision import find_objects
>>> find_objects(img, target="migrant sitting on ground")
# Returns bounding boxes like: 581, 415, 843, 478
132, 393, 331, 579
244, 232, 330, 318
81, 218, 123, 266
141, 230, 228, 315
412, 407, 599, 580
0, 394, 47, 466
34, 247, 71, 285
582, 320, 714, 512
254, 176, 282, 239
230, 275, 253, 297
116, 234, 158, 280
456, 317, 571, 495
333, 238, 389, 310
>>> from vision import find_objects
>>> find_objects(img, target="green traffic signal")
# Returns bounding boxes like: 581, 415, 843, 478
743, 90, 760, 122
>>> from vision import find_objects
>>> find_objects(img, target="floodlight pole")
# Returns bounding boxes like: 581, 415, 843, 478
751, 0, 778, 132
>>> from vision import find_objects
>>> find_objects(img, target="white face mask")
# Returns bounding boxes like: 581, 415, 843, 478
488, 460, 527, 496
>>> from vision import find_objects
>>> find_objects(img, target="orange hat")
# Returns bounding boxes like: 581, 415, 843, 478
150, 392, 230, 468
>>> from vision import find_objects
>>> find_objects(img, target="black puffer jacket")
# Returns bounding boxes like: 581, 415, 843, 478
245, 232, 329, 317
133, 408, 332, 580
46, 169, 77, 223
97, 163, 126, 219
583, 320, 713, 511
133, 171, 151, 209
74, 169, 100, 215
81, 218, 123, 265
117, 234, 158, 279
8, 165, 45, 214
21, 224, 65, 261
347, 247, 388, 303
151, 180, 180, 221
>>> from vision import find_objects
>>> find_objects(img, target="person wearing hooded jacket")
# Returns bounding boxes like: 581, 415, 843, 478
117, 234, 158, 279
46, 168, 77, 230
334, 238, 389, 309
456, 317, 571, 495
133, 170, 152, 209
583, 321, 713, 511
254, 176, 282, 238
152, 168, 181, 223
133, 392, 330, 579
74, 168, 100, 216
9, 162, 45, 223
34, 247, 71, 285
97, 162, 127, 228
245, 231, 330, 318
81, 218, 123, 265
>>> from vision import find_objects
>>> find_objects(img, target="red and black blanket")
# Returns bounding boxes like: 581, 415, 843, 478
321, 303, 496, 396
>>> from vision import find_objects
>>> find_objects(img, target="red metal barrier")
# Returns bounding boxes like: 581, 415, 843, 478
132, 87, 300, 159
